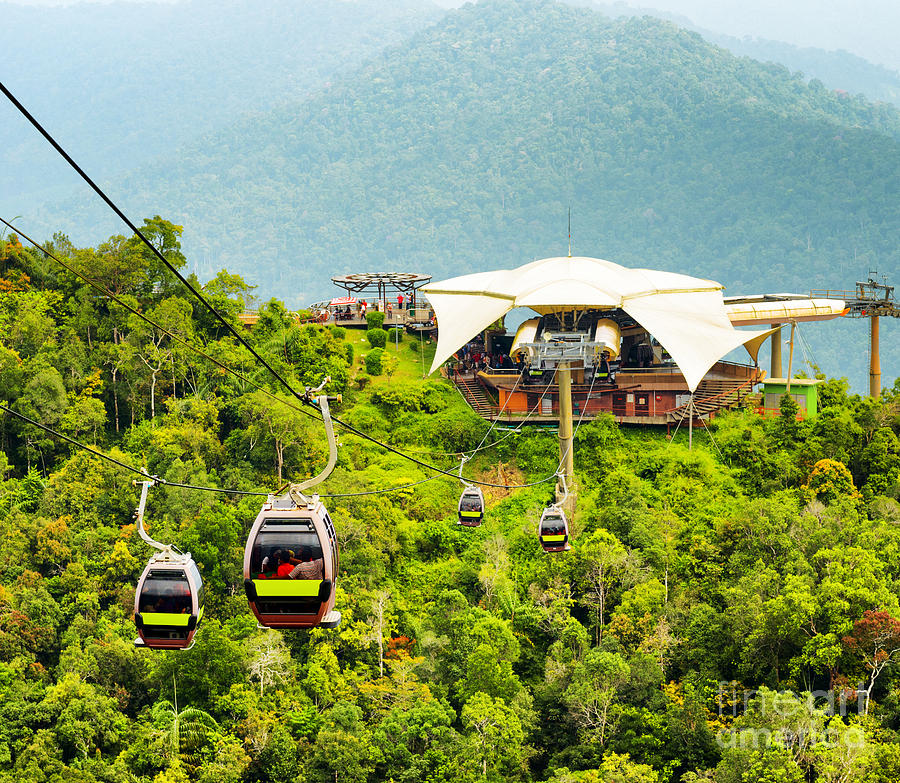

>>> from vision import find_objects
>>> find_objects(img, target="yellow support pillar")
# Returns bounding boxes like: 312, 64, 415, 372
786, 323, 796, 394
556, 362, 577, 515
770, 324, 782, 378
557, 362, 574, 484
870, 316, 881, 398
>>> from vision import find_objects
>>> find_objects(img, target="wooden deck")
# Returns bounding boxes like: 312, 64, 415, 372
451, 361, 762, 427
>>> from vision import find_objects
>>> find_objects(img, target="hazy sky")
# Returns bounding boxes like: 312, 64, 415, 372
7, 0, 899, 70
604, 0, 900, 70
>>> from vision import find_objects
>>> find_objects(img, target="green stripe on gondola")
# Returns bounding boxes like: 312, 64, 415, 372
541, 535, 567, 542
460, 511, 482, 518
253, 579, 322, 597
141, 612, 192, 626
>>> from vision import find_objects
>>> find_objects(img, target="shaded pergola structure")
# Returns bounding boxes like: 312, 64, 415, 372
331, 272, 432, 308
422, 256, 775, 508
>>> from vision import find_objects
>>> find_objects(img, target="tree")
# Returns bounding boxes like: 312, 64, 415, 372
99, 340, 136, 432
247, 632, 291, 695
76, 235, 144, 297
128, 297, 195, 421
366, 588, 392, 677
236, 391, 318, 484
125, 216, 187, 300
842, 609, 900, 714
564, 649, 630, 745
39, 673, 127, 760
150, 689, 219, 766
461, 691, 528, 779
577, 529, 631, 644
802, 459, 860, 504
372, 698, 459, 783
309, 702, 381, 783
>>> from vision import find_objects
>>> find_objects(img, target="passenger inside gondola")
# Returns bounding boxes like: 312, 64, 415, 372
249, 527, 324, 581
541, 517, 566, 537
289, 546, 324, 579
141, 572, 192, 615
460, 495, 482, 514
275, 549, 301, 577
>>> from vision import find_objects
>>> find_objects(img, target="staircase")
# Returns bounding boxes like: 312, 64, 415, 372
453, 373, 493, 416
666, 375, 757, 423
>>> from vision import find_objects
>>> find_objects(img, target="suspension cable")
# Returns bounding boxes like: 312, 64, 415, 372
0, 401, 264, 494
0, 84, 560, 491
1, 217, 321, 420
0, 402, 453, 499
0, 80, 309, 412
413, 364, 561, 458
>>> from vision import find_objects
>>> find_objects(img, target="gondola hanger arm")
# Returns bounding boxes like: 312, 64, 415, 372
133, 476, 168, 553
458, 454, 474, 487
291, 378, 339, 505
555, 470, 570, 509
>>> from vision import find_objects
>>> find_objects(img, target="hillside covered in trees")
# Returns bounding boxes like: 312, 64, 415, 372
2, 221, 900, 782
0, 0, 442, 213
17, 0, 900, 389
25, 0, 898, 300
587, 1, 900, 106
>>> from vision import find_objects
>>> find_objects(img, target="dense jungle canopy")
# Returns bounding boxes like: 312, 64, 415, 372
2, 222, 900, 782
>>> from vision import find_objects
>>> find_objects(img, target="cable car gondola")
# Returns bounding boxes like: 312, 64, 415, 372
243, 492, 340, 629
132, 479, 205, 650
458, 485, 485, 527
538, 505, 570, 552
243, 382, 341, 630
135, 558, 204, 649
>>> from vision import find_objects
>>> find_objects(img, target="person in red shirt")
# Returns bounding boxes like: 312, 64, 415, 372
274, 549, 300, 578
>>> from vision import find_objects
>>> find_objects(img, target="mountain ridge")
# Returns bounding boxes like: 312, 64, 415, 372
13, 0, 900, 388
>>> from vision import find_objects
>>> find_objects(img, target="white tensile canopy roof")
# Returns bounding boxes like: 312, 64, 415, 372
422, 256, 770, 391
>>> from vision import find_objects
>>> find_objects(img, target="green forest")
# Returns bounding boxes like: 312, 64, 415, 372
41, 0, 899, 301
8, 0, 900, 392
0, 0, 441, 212
2, 219, 900, 783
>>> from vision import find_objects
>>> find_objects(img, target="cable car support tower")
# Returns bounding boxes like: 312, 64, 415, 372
810, 276, 900, 398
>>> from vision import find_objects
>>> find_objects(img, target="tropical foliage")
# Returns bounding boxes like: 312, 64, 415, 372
1, 223, 900, 782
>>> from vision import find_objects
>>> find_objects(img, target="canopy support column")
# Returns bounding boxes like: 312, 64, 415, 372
769, 324, 782, 378
556, 362, 577, 516
870, 316, 881, 398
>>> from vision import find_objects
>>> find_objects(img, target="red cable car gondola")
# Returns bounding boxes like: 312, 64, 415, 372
243, 493, 340, 629
243, 382, 342, 630
134, 558, 204, 649
538, 505, 571, 552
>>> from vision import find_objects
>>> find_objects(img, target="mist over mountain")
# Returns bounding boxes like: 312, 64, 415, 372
0, 0, 443, 210
588, 1, 900, 107
585, 0, 900, 73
